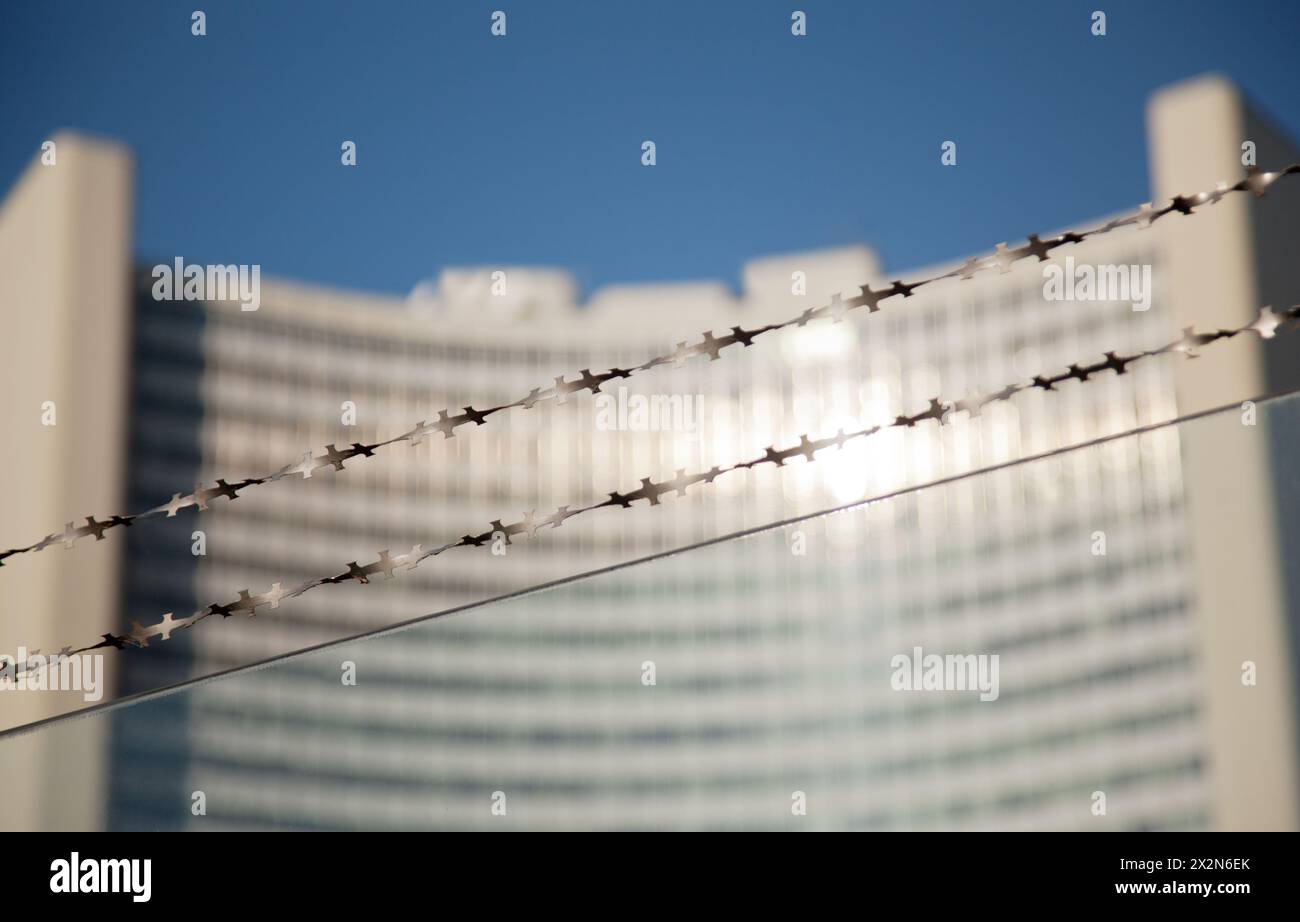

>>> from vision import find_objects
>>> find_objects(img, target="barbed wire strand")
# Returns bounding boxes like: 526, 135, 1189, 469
5, 298, 1295, 675
8, 380, 1300, 741
2, 164, 1296, 570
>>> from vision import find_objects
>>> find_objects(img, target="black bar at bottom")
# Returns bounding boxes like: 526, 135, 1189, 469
4, 832, 1285, 907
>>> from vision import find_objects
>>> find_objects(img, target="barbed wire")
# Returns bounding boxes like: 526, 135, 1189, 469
5, 297, 1294, 677
2, 164, 1296, 570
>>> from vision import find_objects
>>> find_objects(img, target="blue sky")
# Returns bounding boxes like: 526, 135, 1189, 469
2, 0, 1298, 299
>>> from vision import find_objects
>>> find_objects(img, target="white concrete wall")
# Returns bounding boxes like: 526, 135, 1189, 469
1149, 74, 1300, 831
0, 134, 134, 829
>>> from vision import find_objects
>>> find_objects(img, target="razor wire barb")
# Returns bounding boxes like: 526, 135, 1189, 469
8, 297, 1297, 674
1, 163, 1297, 570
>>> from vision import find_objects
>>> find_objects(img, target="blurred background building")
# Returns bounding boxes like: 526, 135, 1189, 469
2, 75, 1299, 830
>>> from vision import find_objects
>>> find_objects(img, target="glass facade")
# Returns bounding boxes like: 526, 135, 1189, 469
96, 230, 1234, 829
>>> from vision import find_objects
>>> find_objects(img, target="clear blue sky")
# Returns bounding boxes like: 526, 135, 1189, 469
2, 1, 1298, 299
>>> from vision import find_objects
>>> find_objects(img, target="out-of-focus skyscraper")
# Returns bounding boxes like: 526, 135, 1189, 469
2, 75, 1298, 830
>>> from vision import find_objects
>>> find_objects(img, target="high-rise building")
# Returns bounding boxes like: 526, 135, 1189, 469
2, 75, 1298, 830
